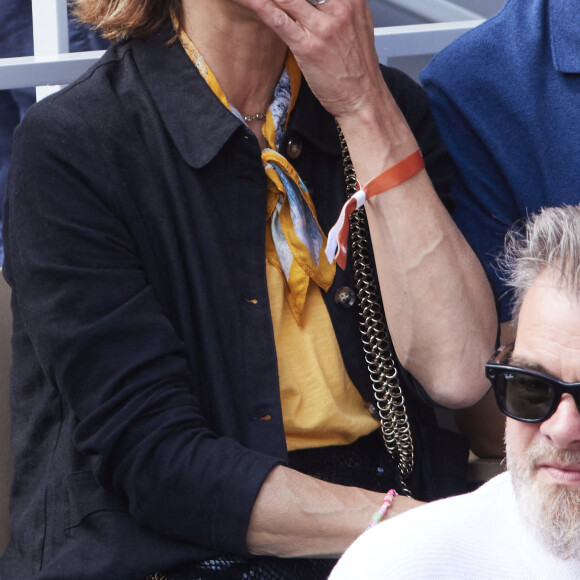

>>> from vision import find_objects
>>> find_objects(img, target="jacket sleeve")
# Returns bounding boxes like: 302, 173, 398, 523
4, 99, 281, 556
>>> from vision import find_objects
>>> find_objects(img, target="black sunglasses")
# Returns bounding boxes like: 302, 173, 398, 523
485, 343, 580, 423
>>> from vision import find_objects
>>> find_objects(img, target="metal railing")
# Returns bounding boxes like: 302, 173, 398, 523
0, 0, 482, 98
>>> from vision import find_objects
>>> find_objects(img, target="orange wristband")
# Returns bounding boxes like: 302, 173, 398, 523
361, 149, 425, 199
325, 149, 425, 269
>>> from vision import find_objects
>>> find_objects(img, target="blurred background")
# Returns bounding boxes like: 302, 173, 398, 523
370, 0, 505, 79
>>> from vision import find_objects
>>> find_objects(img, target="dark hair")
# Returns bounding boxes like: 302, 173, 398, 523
72, 0, 182, 40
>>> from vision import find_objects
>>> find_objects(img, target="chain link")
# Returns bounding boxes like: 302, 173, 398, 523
337, 125, 414, 495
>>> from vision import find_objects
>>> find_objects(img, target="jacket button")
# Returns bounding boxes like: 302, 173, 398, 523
286, 137, 303, 159
334, 286, 356, 309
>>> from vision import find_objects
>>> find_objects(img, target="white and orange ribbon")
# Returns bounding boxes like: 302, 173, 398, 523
326, 149, 426, 270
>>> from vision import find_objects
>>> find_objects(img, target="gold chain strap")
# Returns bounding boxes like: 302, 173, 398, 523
337, 125, 414, 495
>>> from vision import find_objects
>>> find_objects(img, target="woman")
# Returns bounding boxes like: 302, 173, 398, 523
0, 0, 496, 578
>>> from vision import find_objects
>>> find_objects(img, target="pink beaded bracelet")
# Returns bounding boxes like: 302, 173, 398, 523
365, 489, 398, 531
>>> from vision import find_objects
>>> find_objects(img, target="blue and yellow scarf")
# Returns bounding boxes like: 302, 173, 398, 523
177, 28, 335, 323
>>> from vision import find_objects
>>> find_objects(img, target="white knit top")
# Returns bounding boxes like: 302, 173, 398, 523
330, 472, 580, 579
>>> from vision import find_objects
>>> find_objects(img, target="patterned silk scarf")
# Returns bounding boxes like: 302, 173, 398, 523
177, 29, 336, 323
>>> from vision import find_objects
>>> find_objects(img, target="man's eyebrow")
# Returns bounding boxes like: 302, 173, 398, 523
508, 357, 580, 386
508, 356, 554, 377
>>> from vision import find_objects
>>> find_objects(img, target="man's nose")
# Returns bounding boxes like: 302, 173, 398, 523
540, 393, 580, 450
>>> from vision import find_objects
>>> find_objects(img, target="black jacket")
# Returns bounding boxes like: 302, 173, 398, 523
2, 22, 460, 579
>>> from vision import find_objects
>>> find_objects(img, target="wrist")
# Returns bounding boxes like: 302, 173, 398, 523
365, 489, 397, 531
335, 92, 419, 182
325, 149, 424, 269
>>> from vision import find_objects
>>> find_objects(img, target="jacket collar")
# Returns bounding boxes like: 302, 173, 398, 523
549, 0, 580, 73
132, 21, 340, 169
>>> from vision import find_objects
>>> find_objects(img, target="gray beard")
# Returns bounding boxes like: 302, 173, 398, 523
506, 438, 580, 560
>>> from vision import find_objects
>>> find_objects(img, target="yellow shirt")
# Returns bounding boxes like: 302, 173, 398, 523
176, 20, 378, 451
267, 261, 379, 451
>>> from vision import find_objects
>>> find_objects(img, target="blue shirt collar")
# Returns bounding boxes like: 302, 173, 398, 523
549, 0, 580, 73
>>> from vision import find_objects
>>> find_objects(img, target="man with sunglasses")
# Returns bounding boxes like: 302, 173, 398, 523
330, 205, 580, 579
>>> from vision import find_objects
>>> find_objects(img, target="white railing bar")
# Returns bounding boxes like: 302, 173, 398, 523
32, 0, 69, 99
0, 21, 481, 91
32, 0, 69, 55
375, 20, 481, 61
385, 0, 483, 23
0, 52, 105, 91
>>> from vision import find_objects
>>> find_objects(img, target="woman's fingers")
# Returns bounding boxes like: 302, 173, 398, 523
245, 0, 309, 47
248, 0, 384, 118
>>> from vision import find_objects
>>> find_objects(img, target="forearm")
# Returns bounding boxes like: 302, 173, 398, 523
454, 389, 506, 458
246, 0, 496, 403
337, 94, 497, 407
247, 465, 421, 558
454, 320, 513, 457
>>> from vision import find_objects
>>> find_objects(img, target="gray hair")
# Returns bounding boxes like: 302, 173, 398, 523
501, 205, 580, 325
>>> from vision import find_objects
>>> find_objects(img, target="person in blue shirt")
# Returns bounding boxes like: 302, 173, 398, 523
420, 0, 580, 458
0, 0, 108, 265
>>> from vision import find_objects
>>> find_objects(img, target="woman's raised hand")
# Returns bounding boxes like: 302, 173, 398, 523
246, 0, 386, 123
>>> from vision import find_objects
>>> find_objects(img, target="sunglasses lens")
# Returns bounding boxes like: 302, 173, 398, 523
496, 372, 555, 420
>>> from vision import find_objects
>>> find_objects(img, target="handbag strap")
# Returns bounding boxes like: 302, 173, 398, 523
337, 124, 415, 496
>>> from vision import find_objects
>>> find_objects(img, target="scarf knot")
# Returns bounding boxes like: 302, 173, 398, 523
177, 26, 335, 323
